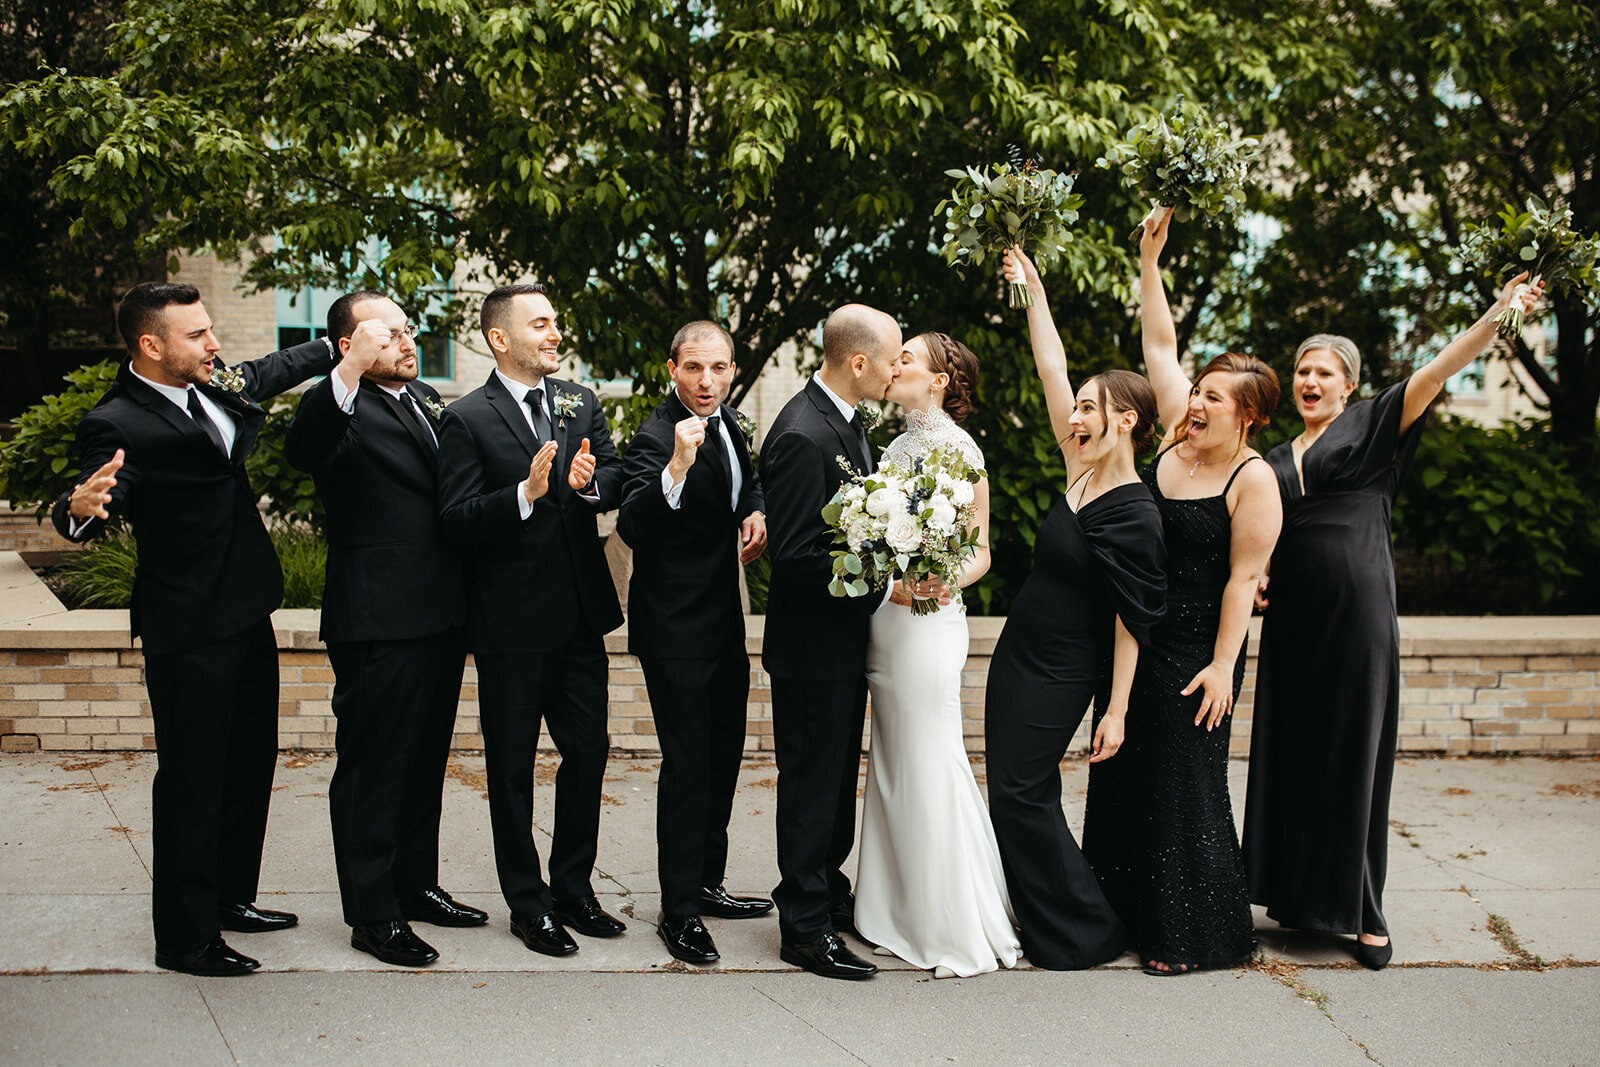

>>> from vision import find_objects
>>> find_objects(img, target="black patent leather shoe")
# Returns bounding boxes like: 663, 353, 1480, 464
218, 902, 299, 933
780, 931, 878, 980
510, 911, 579, 957
402, 886, 489, 928
554, 896, 627, 938
829, 893, 858, 937
351, 920, 439, 967
697, 885, 774, 920
658, 915, 720, 964
155, 938, 260, 977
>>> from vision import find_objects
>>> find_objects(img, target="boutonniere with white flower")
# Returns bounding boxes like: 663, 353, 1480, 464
855, 402, 880, 431
733, 409, 757, 441
552, 390, 583, 428
422, 396, 445, 420
212, 366, 247, 394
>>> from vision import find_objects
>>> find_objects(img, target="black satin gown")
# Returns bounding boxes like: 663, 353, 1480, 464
1083, 452, 1257, 970
1244, 380, 1426, 938
985, 482, 1166, 970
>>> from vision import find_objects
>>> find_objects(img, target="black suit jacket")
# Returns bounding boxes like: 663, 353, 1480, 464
617, 393, 763, 660
437, 371, 623, 655
284, 373, 465, 644
51, 341, 336, 655
760, 378, 879, 680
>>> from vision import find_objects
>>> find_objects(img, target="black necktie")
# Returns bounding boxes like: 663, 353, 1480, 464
703, 414, 734, 484
186, 389, 228, 456
849, 410, 873, 472
524, 389, 552, 444
402, 393, 438, 451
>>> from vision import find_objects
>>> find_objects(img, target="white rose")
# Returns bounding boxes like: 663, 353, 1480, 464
885, 511, 920, 553
846, 518, 871, 552
847, 485, 867, 503
927, 495, 958, 533
865, 486, 899, 517
950, 480, 975, 506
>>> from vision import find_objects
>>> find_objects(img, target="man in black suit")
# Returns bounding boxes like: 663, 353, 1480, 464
437, 283, 626, 957
617, 321, 770, 965
284, 291, 487, 968
762, 303, 902, 980
53, 282, 335, 976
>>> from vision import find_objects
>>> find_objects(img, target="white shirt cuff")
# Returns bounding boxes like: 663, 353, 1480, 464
660, 468, 685, 510
330, 369, 358, 413
67, 515, 91, 538
517, 482, 535, 520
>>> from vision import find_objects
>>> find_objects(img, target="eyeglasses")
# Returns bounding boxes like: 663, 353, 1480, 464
389, 322, 422, 342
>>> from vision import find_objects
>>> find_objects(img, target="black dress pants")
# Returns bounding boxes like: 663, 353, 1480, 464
640, 652, 750, 917
770, 674, 867, 940
143, 618, 280, 952
476, 625, 609, 917
327, 629, 467, 926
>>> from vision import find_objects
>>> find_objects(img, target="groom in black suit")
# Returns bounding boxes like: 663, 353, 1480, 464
53, 281, 335, 976
285, 291, 486, 968
617, 321, 770, 965
763, 304, 902, 980
437, 283, 627, 957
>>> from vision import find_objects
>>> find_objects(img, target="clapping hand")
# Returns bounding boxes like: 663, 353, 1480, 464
523, 440, 558, 503
567, 438, 596, 491
68, 449, 124, 520
1183, 660, 1235, 731
666, 415, 705, 486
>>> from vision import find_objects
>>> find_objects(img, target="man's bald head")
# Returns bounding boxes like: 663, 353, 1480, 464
822, 304, 898, 370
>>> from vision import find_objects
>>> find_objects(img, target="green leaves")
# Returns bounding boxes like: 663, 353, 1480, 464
1096, 99, 1259, 234
934, 160, 1084, 305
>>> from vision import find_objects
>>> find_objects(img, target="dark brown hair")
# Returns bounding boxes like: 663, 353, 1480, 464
327, 290, 391, 343
1088, 369, 1160, 457
479, 282, 549, 348
1171, 352, 1280, 448
916, 331, 980, 425
116, 282, 201, 352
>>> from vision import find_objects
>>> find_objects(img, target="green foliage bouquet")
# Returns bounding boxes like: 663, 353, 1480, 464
1097, 99, 1259, 242
936, 159, 1083, 308
822, 448, 984, 616
1461, 197, 1600, 339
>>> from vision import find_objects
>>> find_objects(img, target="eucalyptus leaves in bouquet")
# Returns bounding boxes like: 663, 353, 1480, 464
1097, 99, 1259, 242
936, 159, 1083, 308
822, 448, 984, 616
1461, 197, 1600, 339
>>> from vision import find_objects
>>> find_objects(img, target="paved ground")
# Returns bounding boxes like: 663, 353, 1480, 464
1, 751, 1596, 1065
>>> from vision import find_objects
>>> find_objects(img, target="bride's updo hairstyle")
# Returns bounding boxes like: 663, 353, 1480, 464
1170, 352, 1280, 446
1087, 369, 1160, 457
916, 331, 981, 425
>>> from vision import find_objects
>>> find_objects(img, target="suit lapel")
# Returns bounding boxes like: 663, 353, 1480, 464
203, 383, 264, 462
804, 378, 866, 472
548, 381, 570, 492
387, 382, 440, 463
484, 371, 541, 460
118, 366, 232, 463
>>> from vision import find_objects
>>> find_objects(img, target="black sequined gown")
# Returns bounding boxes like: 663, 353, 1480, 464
1082, 450, 1255, 970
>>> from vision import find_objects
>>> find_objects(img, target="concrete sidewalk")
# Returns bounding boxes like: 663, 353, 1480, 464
1, 751, 1596, 1064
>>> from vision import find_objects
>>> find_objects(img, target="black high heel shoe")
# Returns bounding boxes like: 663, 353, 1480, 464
1353, 938, 1393, 971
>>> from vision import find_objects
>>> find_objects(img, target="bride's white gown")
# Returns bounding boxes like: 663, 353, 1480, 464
854, 409, 1021, 977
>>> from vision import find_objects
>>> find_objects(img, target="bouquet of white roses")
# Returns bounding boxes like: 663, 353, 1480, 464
1461, 196, 1599, 339
822, 447, 984, 616
1096, 98, 1259, 243
936, 157, 1084, 308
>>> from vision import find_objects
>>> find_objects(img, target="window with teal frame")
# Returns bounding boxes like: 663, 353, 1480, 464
275, 283, 453, 380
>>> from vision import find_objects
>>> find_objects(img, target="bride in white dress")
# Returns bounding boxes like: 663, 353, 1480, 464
855, 331, 1022, 978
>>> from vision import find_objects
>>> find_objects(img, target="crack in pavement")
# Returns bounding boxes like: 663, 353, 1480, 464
195, 982, 241, 1064
87, 761, 151, 882
752, 984, 871, 1064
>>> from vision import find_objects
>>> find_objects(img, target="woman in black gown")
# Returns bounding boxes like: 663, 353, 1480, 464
982, 247, 1167, 970
1090, 208, 1282, 976
1243, 272, 1545, 969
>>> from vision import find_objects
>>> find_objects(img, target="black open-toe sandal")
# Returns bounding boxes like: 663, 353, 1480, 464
1141, 959, 1194, 976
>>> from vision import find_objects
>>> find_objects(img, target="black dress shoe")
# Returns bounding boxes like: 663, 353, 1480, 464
780, 931, 878, 980
155, 938, 260, 977
351, 920, 439, 967
218, 902, 299, 933
1354, 938, 1394, 971
658, 915, 720, 965
697, 885, 774, 920
554, 896, 627, 938
402, 886, 489, 928
829, 893, 858, 937
510, 912, 579, 957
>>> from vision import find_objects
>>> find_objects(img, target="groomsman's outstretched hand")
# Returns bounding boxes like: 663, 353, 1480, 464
523, 440, 558, 503
69, 449, 125, 520
568, 437, 596, 491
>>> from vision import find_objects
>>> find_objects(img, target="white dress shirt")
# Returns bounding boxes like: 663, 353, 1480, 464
331, 373, 437, 445
133, 365, 239, 455
493, 369, 600, 518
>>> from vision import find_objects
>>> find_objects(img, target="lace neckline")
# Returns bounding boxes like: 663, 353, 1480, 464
903, 405, 955, 433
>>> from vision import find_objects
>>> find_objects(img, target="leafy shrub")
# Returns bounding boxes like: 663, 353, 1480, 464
1392, 416, 1599, 610
0, 360, 120, 518
53, 524, 326, 610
